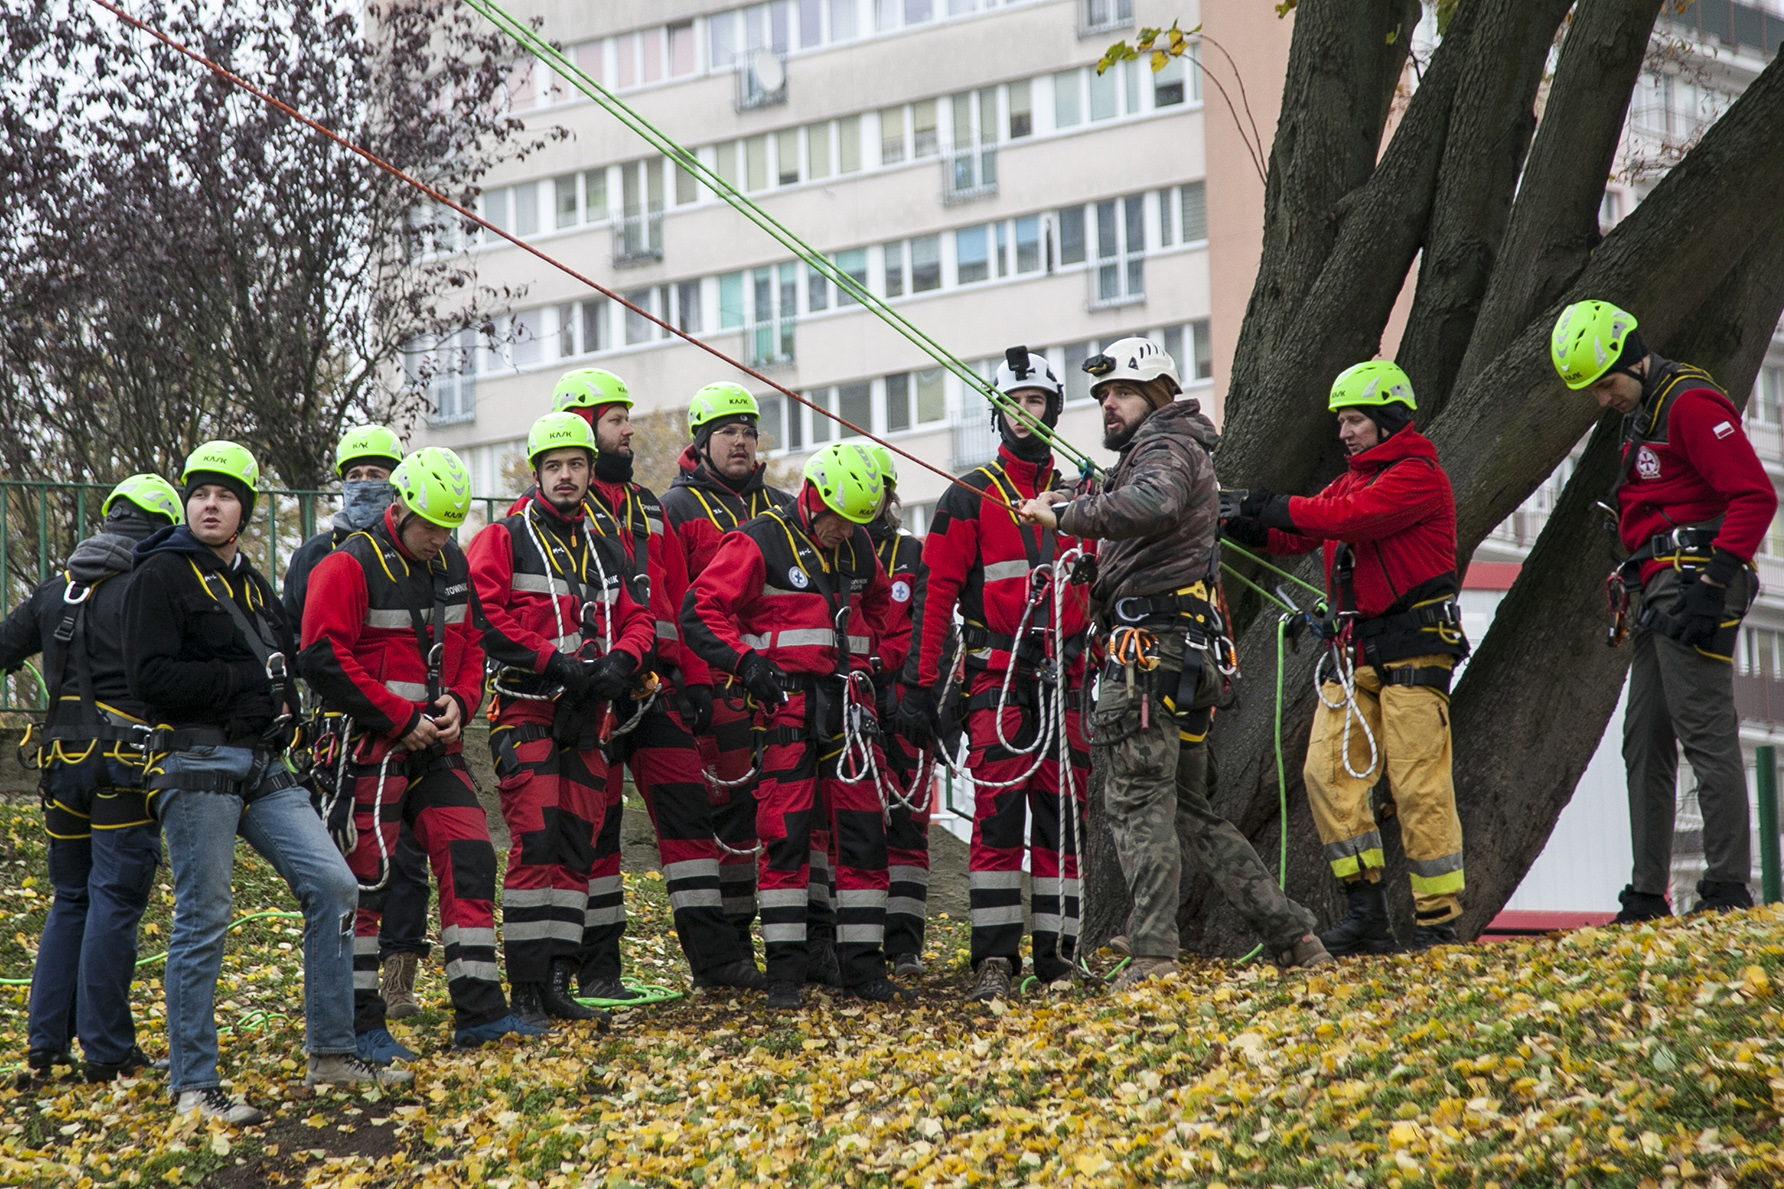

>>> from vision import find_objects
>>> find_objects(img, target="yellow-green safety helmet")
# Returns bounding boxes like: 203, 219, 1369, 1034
334, 424, 403, 476
1329, 361, 1417, 412
527, 411, 597, 467
181, 440, 259, 490
803, 443, 883, 525
1551, 300, 1640, 390
867, 444, 897, 485
103, 474, 182, 524
391, 448, 474, 530
688, 382, 759, 437
554, 368, 632, 413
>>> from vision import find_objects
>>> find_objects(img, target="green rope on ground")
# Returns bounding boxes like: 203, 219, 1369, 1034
457, 0, 1107, 481
0, 911, 305, 987
575, 979, 684, 1010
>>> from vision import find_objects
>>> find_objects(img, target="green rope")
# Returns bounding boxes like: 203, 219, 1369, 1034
575, 979, 684, 1010
458, 0, 1107, 481
1219, 539, 1326, 599
0, 910, 304, 986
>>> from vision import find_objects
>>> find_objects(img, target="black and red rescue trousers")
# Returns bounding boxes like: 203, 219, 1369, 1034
878, 681, 930, 962
965, 683, 1089, 982
756, 689, 889, 987
697, 685, 762, 948
345, 737, 505, 1033
489, 701, 606, 985
577, 697, 744, 985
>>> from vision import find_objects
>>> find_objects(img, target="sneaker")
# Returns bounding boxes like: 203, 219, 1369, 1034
1612, 884, 1671, 924
805, 942, 844, 989
889, 953, 927, 977
578, 975, 645, 1003
546, 960, 613, 1025
304, 1053, 414, 1088
766, 980, 804, 1012
175, 1087, 266, 1126
454, 1012, 550, 1050
511, 982, 552, 1030
1272, 933, 1335, 971
967, 957, 1013, 1003
354, 1028, 417, 1065
85, 1045, 164, 1084
693, 959, 769, 992
381, 953, 421, 1020
1408, 922, 1460, 950
850, 977, 916, 1004
1112, 956, 1178, 992
1692, 879, 1754, 915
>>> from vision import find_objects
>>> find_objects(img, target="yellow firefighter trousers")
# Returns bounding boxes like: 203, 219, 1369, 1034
1303, 654, 1464, 924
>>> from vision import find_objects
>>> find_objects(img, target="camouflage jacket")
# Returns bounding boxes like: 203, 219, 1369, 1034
1056, 399, 1220, 617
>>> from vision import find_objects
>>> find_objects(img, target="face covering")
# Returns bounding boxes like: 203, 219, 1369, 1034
338, 480, 397, 530
594, 451, 634, 484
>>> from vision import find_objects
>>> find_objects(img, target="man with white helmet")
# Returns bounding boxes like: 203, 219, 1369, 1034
898, 347, 1094, 1002
1019, 338, 1331, 988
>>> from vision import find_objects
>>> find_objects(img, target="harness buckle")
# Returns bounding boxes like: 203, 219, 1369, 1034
1113, 597, 1149, 625
265, 652, 288, 683
62, 581, 92, 606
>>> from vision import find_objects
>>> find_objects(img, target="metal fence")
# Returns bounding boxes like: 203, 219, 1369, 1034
1, 480, 520, 715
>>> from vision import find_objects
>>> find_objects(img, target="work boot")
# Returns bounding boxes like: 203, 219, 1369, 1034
354, 1028, 417, 1065
766, 980, 804, 1012
1106, 934, 1131, 958
1408, 922, 1460, 951
890, 953, 927, 977
381, 952, 421, 1020
806, 941, 844, 988
967, 957, 1013, 1003
850, 977, 916, 1004
511, 982, 552, 1030
693, 960, 769, 992
85, 1045, 165, 1084
580, 975, 645, 1002
1272, 933, 1335, 971
1318, 880, 1399, 957
453, 1012, 550, 1049
1692, 879, 1754, 915
305, 1053, 413, 1088
545, 960, 612, 1025
174, 1088, 266, 1126
1112, 956, 1178, 992
1611, 884, 1671, 924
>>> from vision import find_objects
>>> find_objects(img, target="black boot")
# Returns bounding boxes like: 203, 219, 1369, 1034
1612, 884, 1671, 924
1408, 922, 1459, 951
1318, 880, 1399, 957
694, 959, 769, 992
806, 941, 844, 988
1692, 879, 1754, 915
545, 960, 612, 1025
511, 982, 552, 1030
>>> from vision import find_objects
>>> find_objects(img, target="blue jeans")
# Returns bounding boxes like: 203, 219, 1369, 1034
29, 757, 160, 1065
158, 746, 358, 1093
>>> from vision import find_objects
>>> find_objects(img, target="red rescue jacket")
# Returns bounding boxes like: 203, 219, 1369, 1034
298, 506, 484, 742
682, 495, 894, 680
1265, 427, 1457, 623
467, 492, 654, 680
658, 444, 793, 578
867, 520, 921, 681
904, 446, 1092, 689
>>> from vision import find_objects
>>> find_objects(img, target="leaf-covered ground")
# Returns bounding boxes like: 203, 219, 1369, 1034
2, 795, 1783, 1189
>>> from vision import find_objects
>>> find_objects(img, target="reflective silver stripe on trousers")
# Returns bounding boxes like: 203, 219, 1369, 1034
441, 925, 497, 949
836, 889, 888, 910
353, 936, 380, 955
584, 904, 625, 926
662, 859, 719, 882
970, 905, 1026, 925
354, 970, 379, 989
502, 887, 588, 910
501, 918, 586, 943
887, 896, 927, 918
889, 865, 929, 886
444, 958, 503, 983
669, 888, 725, 910
1407, 852, 1465, 877
1032, 913, 1063, 933
836, 923, 884, 942
969, 870, 1024, 890
762, 923, 805, 942
587, 875, 623, 897
758, 888, 808, 909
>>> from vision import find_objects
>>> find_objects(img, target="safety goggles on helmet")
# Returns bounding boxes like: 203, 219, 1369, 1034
554, 368, 632, 413
1551, 300, 1640, 391
391, 447, 474, 530
103, 474, 182, 524
527, 411, 598, 467
1328, 360, 1417, 411
181, 440, 260, 491
688, 382, 760, 437
334, 425, 403, 477
802, 443, 883, 525
1083, 336, 1181, 393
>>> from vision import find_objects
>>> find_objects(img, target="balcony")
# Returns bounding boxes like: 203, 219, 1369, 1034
612, 212, 663, 267
745, 318, 795, 369
942, 144, 997, 205
1087, 253, 1145, 310
1735, 673, 1784, 724
735, 49, 787, 111
1079, 0, 1134, 36
950, 412, 999, 472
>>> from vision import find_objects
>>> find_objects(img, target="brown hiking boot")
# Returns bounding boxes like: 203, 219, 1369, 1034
967, 957, 1013, 1003
1111, 956, 1178, 991
1273, 933, 1334, 971
382, 953, 420, 1019
1106, 934, 1131, 957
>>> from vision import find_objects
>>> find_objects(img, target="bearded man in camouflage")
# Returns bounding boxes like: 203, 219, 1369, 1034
1018, 338, 1331, 989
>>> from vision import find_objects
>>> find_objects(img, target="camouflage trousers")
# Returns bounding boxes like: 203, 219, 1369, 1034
1093, 632, 1316, 958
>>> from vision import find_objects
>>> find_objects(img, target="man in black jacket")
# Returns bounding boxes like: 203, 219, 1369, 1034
0, 476, 180, 1085
125, 441, 409, 1126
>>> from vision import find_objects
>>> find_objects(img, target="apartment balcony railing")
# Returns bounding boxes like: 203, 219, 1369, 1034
612, 212, 663, 267
746, 318, 795, 368
1079, 0, 1134, 36
942, 144, 997, 205
735, 49, 788, 111
1088, 253, 1145, 310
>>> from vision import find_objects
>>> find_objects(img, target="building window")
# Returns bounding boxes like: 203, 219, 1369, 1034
838, 115, 863, 173
839, 381, 873, 437
910, 234, 942, 292
1088, 63, 1119, 121
1058, 206, 1086, 266
481, 187, 510, 239
956, 226, 989, 284
1091, 195, 1145, 306
1008, 79, 1033, 138
1154, 56, 1186, 107
582, 298, 610, 353
809, 262, 830, 312
1190, 318, 1213, 381
885, 373, 911, 431
416, 330, 477, 425
777, 128, 801, 186
1063, 342, 1092, 405
719, 273, 745, 329
555, 175, 578, 230
624, 289, 654, 345
510, 309, 543, 366
759, 392, 786, 452
905, 0, 933, 24
835, 248, 868, 304
883, 242, 905, 297
668, 21, 695, 75
1181, 180, 1208, 242
574, 41, 603, 86
915, 368, 945, 423
1014, 215, 1041, 273
799, 0, 824, 48
879, 106, 906, 165
1082, 0, 1133, 33
1753, 363, 1784, 425
710, 11, 738, 68
808, 122, 833, 179
912, 99, 939, 159
830, 0, 859, 40
745, 136, 769, 191
677, 280, 703, 334
1053, 70, 1081, 129
809, 386, 835, 443
583, 169, 608, 223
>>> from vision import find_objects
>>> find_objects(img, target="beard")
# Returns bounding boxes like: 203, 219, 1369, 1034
1102, 419, 1141, 451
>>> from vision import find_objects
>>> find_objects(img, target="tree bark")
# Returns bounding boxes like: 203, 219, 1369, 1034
1395, 0, 1574, 422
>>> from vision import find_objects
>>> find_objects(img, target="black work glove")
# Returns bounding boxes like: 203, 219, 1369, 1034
1217, 488, 1247, 522
1239, 486, 1297, 531
1220, 516, 1271, 548
735, 650, 787, 705
1237, 486, 1274, 518
312, 785, 356, 858
1678, 573, 1731, 648
584, 651, 637, 702
895, 686, 939, 746
676, 683, 715, 734
545, 651, 590, 696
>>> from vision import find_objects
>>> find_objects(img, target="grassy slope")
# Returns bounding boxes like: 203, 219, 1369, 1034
0, 794, 1781, 1188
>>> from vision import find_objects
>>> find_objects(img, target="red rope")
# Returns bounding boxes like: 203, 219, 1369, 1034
84, 0, 1025, 512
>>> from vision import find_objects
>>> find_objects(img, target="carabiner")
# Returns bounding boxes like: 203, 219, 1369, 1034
62, 581, 92, 606
265, 652, 288, 682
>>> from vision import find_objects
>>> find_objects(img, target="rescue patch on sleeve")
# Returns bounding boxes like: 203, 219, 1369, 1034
1713, 421, 1734, 439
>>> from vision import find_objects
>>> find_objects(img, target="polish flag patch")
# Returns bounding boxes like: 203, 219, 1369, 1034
1714, 421, 1735, 439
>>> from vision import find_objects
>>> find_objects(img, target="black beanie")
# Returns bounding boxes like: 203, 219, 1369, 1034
1613, 328, 1647, 378
1361, 403, 1414, 440
694, 412, 757, 454
182, 471, 256, 525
